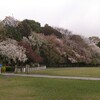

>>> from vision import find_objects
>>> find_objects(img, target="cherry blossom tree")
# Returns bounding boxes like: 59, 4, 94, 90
0, 38, 27, 64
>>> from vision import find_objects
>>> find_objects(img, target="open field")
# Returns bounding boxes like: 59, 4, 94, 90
0, 75, 100, 100
30, 67, 100, 77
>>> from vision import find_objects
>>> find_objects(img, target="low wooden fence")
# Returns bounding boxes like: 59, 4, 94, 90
15, 65, 46, 73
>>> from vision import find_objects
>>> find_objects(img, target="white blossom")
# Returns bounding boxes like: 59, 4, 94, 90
29, 32, 47, 47
0, 38, 27, 63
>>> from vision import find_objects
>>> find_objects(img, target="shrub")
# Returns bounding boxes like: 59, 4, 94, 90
6, 66, 15, 72
1, 66, 6, 73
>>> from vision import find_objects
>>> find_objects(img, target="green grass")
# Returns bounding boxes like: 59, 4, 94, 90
0, 75, 100, 100
30, 67, 100, 77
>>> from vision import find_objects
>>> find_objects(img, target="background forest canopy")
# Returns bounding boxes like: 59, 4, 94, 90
0, 16, 100, 67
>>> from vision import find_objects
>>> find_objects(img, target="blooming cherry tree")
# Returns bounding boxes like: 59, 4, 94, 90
0, 38, 27, 63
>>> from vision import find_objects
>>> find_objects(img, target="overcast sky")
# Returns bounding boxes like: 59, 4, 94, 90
0, 0, 100, 37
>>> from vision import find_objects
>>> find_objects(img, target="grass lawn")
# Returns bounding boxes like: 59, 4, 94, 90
0, 75, 100, 100
30, 67, 100, 77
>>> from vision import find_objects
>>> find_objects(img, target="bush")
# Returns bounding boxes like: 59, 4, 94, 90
6, 66, 15, 72
1, 66, 6, 73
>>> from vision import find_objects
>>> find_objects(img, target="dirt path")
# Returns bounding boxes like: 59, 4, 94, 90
2, 73, 100, 81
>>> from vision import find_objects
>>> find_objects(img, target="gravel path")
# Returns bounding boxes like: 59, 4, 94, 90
2, 73, 100, 81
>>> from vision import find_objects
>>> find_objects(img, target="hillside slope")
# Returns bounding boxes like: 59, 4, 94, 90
0, 16, 100, 67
